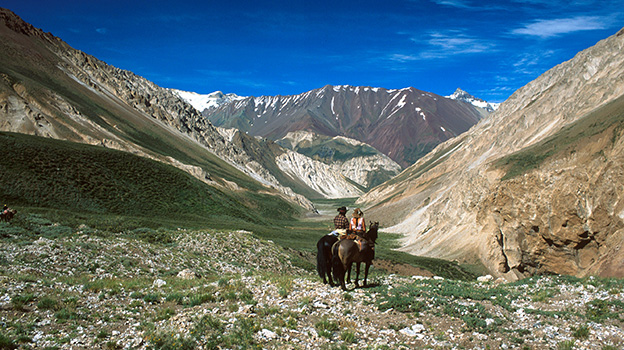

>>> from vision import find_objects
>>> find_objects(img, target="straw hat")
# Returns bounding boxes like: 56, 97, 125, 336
352, 208, 363, 218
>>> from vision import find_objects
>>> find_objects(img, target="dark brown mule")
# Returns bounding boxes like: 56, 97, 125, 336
331, 222, 378, 290
316, 234, 338, 286
0, 209, 16, 222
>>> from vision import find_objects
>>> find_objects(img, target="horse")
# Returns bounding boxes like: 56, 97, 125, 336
0, 208, 17, 223
331, 222, 379, 290
316, 234, 338, 286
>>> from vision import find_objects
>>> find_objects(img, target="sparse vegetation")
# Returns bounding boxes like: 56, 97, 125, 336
496, 94, 624, 180
0, 227, 622, 348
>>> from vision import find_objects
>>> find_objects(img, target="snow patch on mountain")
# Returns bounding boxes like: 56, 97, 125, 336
446, 88, 498, 112
172, 89, 246, 111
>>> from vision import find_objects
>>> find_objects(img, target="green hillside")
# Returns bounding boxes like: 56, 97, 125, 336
0, 132, 299, 229
496, 94, 624, 180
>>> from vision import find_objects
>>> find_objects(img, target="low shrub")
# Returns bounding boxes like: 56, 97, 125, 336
0, 332, 17, 350
145, 331, 196, 350
315, 318, 339, 339
586, 299, 624, 322
129, 228, 174, 245
193, 314, 223, 345
11, 293, 36, 311
37, 296, 59, 310
572, 325, 590, 339
340, 330, 357, 343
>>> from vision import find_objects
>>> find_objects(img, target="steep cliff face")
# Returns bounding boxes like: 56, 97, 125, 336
274, 150, 363, 199
360, 27, 624, 279
478, 95, 624, 278
217, 127, 365, 200
277, 130, 402, 189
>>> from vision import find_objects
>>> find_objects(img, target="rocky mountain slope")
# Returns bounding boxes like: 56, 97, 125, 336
216, 127, 371, 199
277, 130, 402, 189
0, 8, 381, 208
359, 27, 624, 280
0, 7, 305, 209
201, 85, 485, 168
0, 218, 622, 349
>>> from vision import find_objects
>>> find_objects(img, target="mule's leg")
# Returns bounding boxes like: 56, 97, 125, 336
327, 257, 335, 286
340, 263, 348, 290
363, 262, 371, 287
354, 262, 362, 288
347, 263, 352, 284
346, 263, 351, 283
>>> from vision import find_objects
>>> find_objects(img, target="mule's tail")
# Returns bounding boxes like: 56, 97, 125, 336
331, 242, 344, 284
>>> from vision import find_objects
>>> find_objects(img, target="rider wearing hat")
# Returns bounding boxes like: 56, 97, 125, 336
349, 208, 366, 236
330, 206, 349, 237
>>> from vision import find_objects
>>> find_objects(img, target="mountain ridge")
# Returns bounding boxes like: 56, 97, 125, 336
200, 84, 487, 168
359, 26, 624, 279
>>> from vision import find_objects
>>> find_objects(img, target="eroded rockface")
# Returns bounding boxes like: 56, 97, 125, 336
477, 123, 624, 278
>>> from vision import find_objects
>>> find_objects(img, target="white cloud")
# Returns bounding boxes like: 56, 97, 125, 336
430, 0, 472, 8
420, 32, 495, 59
388, 31, 495, 63
512, 16, 608, 38
95, 28, 108, 34
389, 54, 419, 63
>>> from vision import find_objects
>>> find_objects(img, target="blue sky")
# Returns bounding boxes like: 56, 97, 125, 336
4, 0, 623, 102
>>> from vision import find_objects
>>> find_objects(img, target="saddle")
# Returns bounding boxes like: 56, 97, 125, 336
341, 233, 370, 252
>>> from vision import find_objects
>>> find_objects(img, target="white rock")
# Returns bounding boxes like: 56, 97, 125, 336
400, 324, 425, 337
177, 269, 197, 279
260, 328, 277, 339
153, 279, 166, 288
412, 324, 426, 333
32, 331, 44, 342
313, 301, 329, 308
34, 237, 52, 245
477, 275, 494, 283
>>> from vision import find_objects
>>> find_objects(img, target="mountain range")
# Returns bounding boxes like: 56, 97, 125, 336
198, 85, 486, 168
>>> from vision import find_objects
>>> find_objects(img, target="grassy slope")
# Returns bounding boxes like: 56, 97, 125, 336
496, 94, 624, 179
0, 132, 299, 229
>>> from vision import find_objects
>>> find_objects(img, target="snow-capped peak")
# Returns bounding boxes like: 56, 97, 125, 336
446, 88, 498, 112
172, 89, 246, 111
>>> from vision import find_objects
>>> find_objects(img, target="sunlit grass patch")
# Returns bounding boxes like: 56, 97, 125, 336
315, 318, 339, 339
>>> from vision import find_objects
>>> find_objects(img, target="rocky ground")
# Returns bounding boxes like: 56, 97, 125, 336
0, 224, 622, 349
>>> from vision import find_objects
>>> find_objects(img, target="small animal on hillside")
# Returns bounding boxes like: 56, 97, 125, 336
0, 206, 17, 223
331, 221, 379, 290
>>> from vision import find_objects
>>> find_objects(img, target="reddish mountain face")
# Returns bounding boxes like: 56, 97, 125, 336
203, 85, 484, 168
